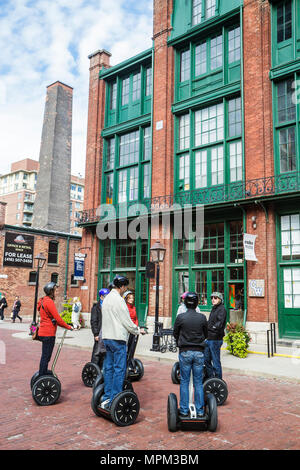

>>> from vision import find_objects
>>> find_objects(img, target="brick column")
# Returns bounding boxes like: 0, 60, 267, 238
150, 0, 174, 324
0, 202, 6, 228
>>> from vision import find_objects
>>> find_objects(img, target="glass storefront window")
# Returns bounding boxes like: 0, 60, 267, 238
281, 214, 300, 260
115, 240, 136, 268
195, 223, 224, 264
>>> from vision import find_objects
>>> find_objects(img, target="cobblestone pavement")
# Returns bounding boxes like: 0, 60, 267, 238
0, 328, 299, 451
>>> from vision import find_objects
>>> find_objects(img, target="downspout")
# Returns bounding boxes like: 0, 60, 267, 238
64, 235, 70, 299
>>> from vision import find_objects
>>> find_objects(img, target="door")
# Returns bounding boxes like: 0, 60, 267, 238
279, 267, 300, 338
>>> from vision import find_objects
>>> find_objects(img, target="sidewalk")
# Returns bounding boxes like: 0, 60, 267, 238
1, 320, 300, 383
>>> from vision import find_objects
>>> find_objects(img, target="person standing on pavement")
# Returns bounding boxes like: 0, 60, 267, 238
90, 288, 110, 370
100, 275, 145, 410
72, 297, 82, 330
12, 296, 22, 323
204, 292, 227, 379
37, 282, 73, 376
173, 292, 208, 418
0, 294, 8, 322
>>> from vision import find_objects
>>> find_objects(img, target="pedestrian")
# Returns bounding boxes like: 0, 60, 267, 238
72, 296, 82, 330
123, 290, 144, 361
176, 292, 201, 316
100, 275, 145, 410
37, 282, 73, 377
90, 288, 110, 370
12, 296, 22, 323
173, 292, 208, 418
204, 292, 227, 379
0, 294, 8, 322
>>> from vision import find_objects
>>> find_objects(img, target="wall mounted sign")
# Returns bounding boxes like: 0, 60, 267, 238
243, 233, 258, 261
249, 279, 265, 297
3, 232, 34, 268
74, 253, 86, 281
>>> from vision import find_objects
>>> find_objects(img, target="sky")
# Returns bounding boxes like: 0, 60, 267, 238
0, 0, 153, 178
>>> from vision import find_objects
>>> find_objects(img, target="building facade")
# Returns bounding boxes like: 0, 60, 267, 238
0, 159, 84, 234
79, 0, 300, 342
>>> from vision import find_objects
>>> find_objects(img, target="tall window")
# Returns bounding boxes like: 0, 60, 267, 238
192, 0, 217, 25
122, 77, 130, 105
195, 103, 224, 146
106, 173, 114, 204
210, 34, 223, 70
228, 97, 242, 137
277, 78, 295, 123
179, 114, 190, 150
228, 26, 241, 64
132, 72, 141, 101
119, 131, 139, 166
180, 49, 190, 82
195, 42, 207, 76
110, 81, 117, 110
206, 0, 216, 19
279, 127, 296, 172
146, 67, 152, 96
143, 126, 151, 161
277, 0, 292, 43
106, 138, 115, 170
281, 214, 300, 260
48, 241, 59, 264
192, 0, 202, 25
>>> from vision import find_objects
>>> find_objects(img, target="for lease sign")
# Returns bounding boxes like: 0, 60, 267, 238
3, 232, 34, 268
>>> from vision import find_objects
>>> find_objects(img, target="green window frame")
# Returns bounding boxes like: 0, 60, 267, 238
277, 0, 292, 44
119, 131, 139, 166
228, 97, 242, 138
279, 127, 296, 172
110, 81, 117, 110
195, 102, 224, 146
210, 33, 223, 70
277, 78, 296, 123
229, 141, 242, 183
142, 163, 151, 199
192, 0, 218, 26
48, 240, 59, 264
228, 26, 241, 65
178, 153, 190, 191
180, 49, 191, 82
195, 41, 207, 76
280, 214, 300, 260
106, 137, 115, 170
132, 72, 141, 102
179, 113, 190, 150
143, 126, 151, 161
121, 77, 130, 106
145, 67, 152, 96
118, 167, 138, 203
106, 173, 114, 205
115, 239, 137, 269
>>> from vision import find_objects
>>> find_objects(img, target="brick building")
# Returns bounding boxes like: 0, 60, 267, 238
0, 201, 81, 319
79, 0, 300, 342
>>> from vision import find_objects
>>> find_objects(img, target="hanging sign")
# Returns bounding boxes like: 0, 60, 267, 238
3, 232, 34, 268
74, 253, 86, 281
243, 233, 257, 262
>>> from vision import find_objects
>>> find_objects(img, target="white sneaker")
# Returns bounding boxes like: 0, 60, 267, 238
100, 399, 110, 410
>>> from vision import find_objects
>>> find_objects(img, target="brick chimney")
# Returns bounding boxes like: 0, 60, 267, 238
0, 202, 7, 229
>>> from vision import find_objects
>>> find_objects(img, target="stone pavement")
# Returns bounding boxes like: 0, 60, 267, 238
0, 321, 300, 451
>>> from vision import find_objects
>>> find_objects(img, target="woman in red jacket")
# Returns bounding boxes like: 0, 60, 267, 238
37, 282, 73, 376
124, 291, 139, 326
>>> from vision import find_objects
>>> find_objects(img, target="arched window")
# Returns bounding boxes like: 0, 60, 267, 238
48, 240, 59, 264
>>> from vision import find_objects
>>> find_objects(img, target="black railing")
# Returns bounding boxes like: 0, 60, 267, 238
78, 172, 300, 225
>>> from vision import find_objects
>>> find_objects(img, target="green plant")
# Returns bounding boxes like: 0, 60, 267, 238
60, 299, 85, 328
224, 322, 251, 358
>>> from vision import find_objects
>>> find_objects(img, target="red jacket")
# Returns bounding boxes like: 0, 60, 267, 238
38, 296, 72, 337
127, 303, 138, 326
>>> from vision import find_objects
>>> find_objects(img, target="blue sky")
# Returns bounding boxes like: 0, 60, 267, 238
0, 0, 153, 177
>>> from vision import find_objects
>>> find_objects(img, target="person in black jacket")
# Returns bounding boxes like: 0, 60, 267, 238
173, 292, 208, 418
12, 296, 22, 323
204, 292, 227, 379
0, 294, 8, 322
90, 288, 110, 368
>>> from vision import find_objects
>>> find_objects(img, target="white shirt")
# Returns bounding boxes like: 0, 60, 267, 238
102, 289, 140, 342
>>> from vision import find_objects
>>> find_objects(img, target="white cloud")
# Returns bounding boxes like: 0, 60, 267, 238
0, 0, 153, 177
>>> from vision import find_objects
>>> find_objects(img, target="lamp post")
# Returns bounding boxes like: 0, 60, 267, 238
30, 253, 46, 334
150, 240, 166, 351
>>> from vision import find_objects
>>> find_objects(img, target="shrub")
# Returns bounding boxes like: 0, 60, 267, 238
224, 322, 251, 358
60, 298, 85, 328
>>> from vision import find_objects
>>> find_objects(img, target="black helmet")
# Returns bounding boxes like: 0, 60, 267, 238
44, 282, 56, 296
184, 292, 199, 310
113, 275, 129, 288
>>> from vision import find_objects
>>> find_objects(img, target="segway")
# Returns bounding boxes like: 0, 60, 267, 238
171, 361, 228, 406
91, 380, 140, 427
167, 376, 218, 433
82, 361, 102, 388
31, 329, 68, 406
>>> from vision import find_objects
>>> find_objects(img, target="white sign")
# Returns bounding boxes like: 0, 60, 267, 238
249, 279, 265, 297
156, 120, 163, 130
0, 274, 8, 279
243, 233, 257, 261
152, 286, 163, 290
80, 286, 88, 290
75, 253, 86, 259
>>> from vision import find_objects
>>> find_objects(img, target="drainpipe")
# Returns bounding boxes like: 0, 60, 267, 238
64, 235, 70, 299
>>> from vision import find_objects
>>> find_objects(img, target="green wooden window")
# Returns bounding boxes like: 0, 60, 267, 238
132, 72, 141, 102
195, 150, 207, 188
229, 221, 244, 263
106, 173, 114, 205
177, 238, 190, 265
118, 167, 138, 203
195, 42, 207, 76
195, 103, 224, 146
195, 223, 225, 264
143, 163, 150, 198
210, 33, 223, 70
115, 240, 137, 268
118, 169, 127, 203
229, 141, 242, 182
180, 49, 190, 82
179, 114, 190, 150
106, 138, 115, 170
192, 0, 217, 25
279, 127, 296, 172
192, 0, 203, 25
143, 126, 151, 161
277, 0, 292, 43
48, 241, 59, 264
277, 78, 296, 123
228, 97, 242, 137
119, 131, 139, 166
281, 214, 300, 260
179, 153, 190, 190
110, 82, 117, 110
145, 67, 152, 96
228, 26, 241, 64
102, 240, 111, 269
121, 77, 130, 106
283, 268, 300, 308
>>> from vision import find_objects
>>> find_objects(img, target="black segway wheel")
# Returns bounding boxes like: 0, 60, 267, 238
203, 377, 228, 406
110, 391, 140, 427
129, 358, 144, 382
91, 383, 105, 417
30, 370, 53, 390
167, 393, 178, 432
32, 376, 61, 406
206, 393, 218, 432
171, 361, 180, 384
82, 362, 101, 388
92, 372, 104, 390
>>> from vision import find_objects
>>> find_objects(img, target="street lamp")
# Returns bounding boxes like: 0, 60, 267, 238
150, 240, 166, 351
30, 253, 46, 334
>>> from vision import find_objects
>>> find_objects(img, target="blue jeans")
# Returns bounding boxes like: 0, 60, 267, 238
204, 340, 223, 379
102, 340, 127, 405
179, 350, 205, 415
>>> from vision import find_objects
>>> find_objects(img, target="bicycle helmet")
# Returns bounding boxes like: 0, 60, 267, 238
211, 292, 223, 303
123, 290, 134, 301
99, 288, 110, 297
183, 292, 199, 310
180, 292, 188, 300
113, 275, 129, 288
44, 282, 56, 296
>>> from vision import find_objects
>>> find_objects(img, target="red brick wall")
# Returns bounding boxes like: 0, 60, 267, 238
0, 229, 81, 318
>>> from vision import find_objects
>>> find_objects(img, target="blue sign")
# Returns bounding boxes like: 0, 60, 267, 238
74, 254, 85, 281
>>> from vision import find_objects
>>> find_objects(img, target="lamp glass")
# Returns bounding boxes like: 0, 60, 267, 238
35, 253, 46, 269
150, 240, 166, 263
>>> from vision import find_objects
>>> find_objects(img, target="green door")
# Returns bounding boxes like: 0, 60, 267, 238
279, 267, 300, 338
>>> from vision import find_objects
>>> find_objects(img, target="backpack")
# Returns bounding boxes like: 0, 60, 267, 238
74, 303, 80, 313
